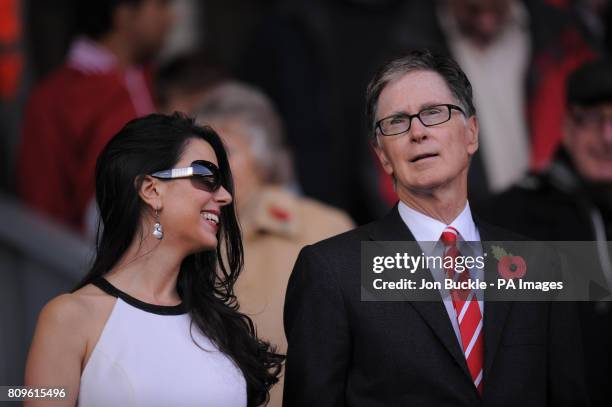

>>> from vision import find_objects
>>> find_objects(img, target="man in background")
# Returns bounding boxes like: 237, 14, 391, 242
17, 0, 174, 233
482, 58, 612, 406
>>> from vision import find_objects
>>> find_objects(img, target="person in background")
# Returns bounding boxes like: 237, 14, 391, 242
17, 0, 174, 233
481, 57, 612, 406
195, 81, 354, 407
25, 113, 283, 406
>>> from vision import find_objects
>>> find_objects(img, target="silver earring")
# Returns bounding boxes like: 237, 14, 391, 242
152, 209, 163, 240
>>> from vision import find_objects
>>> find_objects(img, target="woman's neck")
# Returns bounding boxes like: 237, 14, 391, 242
105, 233, 184, 305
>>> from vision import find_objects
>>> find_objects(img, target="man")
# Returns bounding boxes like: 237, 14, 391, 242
481, 58, 612, 406
283, 50, 588, 406
17, 0, 174, 233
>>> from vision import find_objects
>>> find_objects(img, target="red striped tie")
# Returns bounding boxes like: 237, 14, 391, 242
441, 226, 484, 395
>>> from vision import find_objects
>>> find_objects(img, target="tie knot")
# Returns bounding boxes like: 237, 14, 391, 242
440, 226, 458, 246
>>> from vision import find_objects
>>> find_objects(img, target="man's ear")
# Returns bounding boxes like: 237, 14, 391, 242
137, 175, 163, 211
372, 139, 394, 176
465, 115, 479, 156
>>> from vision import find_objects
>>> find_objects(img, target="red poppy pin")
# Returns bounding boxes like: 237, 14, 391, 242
491, 245, 527, 279
269, 206, 291, 221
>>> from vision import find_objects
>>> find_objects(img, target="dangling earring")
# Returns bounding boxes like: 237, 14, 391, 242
152, 209, 163, 240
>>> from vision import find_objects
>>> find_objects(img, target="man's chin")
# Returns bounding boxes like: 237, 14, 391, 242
399, 179, 446, 196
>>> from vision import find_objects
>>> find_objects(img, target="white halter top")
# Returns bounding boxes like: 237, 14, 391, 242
77, 278, 247, 406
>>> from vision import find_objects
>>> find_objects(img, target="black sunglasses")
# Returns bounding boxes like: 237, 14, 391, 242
150, 160, 222, 192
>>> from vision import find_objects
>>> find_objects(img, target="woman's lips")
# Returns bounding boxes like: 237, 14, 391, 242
201, 211, 219, 232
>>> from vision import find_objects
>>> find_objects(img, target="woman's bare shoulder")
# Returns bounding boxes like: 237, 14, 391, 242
25, 284, 115, 396
38, 284, 115, 332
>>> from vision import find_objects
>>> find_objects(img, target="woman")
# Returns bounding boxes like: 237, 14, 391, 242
25, 113, 283, 406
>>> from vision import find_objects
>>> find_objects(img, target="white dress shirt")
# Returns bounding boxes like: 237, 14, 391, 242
398, 201, 484, 344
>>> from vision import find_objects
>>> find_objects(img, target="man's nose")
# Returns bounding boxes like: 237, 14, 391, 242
408, 117, 429, 143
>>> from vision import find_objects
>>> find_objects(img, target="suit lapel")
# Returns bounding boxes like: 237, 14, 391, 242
369, 205, 472, 380
476, 219, 513, 377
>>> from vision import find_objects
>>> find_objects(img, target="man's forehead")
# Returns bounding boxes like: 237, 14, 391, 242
384, 70, 448, 90
377, 70, 455, 112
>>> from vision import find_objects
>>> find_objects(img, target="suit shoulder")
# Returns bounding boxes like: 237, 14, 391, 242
303, 221, 376, 255
475, 216, 534, 241
476, 217, 561, 265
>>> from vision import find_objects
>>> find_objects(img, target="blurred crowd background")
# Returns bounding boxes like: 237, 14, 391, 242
2, 0, 612, 405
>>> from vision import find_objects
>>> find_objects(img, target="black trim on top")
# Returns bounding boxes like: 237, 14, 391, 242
92, 277, 188, 316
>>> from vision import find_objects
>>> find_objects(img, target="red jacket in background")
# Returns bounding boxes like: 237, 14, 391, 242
17, 38, 155, 232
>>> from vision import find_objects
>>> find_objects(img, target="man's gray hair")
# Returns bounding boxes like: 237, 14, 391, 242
194, 81, 294, 186
365, 49, 476, 141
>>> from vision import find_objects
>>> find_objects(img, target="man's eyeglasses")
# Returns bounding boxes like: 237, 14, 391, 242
150, 160, 222, 192
376, 104, 466, 136
572, 109, 612, 130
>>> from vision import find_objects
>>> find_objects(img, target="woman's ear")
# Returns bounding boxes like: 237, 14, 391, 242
137, 175, 163, 211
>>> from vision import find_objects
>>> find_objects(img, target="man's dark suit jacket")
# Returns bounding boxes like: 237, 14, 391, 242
283, 206, 589, 407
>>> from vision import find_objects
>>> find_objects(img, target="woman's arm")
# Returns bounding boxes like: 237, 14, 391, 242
24, 294, 88, 407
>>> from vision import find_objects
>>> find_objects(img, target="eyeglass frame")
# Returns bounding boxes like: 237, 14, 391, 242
570, 106, 612, 130
150, 160, 223, 192
375, 103, 466, 137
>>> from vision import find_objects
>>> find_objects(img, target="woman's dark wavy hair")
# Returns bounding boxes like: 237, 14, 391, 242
74, 113, 283, 406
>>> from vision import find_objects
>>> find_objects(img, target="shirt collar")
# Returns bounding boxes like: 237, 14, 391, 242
67, 36, 118, 74
397, 200, 479, 242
